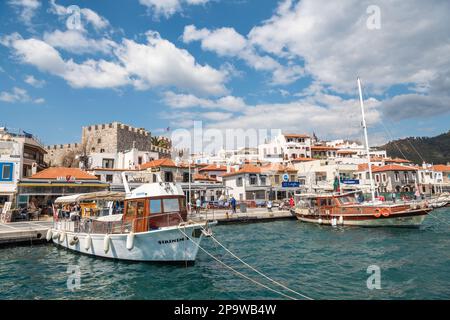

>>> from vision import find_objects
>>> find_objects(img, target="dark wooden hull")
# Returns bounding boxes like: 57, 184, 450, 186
295, 208, 431, 227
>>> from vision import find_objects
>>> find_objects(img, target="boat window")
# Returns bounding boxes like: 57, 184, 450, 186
179, 198, 186, 211
337, 196, 354, 205
149, 199, 162, 214
126, 201, 137, 219
320, 199, 327, 206
137, 201, 145, 217
163, 198, 180, 212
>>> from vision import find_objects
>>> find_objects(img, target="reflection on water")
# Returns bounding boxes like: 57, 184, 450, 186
0, 208, 449, 300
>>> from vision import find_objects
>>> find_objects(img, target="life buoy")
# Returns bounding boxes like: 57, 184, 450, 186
374, 209, 382, 218
381, 208, 390, 217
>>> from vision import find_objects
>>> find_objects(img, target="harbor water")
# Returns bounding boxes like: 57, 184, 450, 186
1, 207, 449, 300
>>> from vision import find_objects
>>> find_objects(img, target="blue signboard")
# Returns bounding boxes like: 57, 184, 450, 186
340, 179, 359, 185
282, 181, 300, 188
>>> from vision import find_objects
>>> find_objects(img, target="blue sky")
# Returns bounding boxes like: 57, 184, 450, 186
1, 0, 449, 147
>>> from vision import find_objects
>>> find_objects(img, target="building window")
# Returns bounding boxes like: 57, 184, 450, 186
106, 175, 113, 183
274, 175, 280, 184
260, 176, 266, 185
395, 171, 399, 182
164, 171, 173, 182
102, 159, 115, 169
138, 157, 143, 165
249, 174, 257, 185
0, 163, 13, 181
237, 177, 243, 187
97, 138, 102, 144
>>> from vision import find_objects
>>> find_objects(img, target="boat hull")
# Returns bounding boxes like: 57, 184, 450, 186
295, 209, 430, 228
51, 223, 206, 262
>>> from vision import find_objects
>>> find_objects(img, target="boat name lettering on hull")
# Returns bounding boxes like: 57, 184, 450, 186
158, 237, 188, 245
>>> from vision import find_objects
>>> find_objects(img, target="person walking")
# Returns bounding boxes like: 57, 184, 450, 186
196, 198, 201, 214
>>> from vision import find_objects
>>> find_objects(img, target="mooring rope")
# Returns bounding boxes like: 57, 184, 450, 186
177, 227, 300, 300
205, 231, 314, 300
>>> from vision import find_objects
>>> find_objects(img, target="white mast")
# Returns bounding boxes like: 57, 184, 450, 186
357, 77, 376, 202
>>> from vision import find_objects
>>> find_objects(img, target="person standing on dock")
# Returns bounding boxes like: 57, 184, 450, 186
230, 196, 236, 214
289, 196, 295, 208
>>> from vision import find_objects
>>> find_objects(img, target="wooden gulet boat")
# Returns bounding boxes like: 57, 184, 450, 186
293, 78, 432, 227
48, 174, 215, 263
294, 193, 431, 227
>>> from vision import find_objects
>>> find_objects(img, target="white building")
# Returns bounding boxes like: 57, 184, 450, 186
294, 159, 359, 192
258, 133, 312, 163
0, 128, 47, 206
222, 164, 270, 202
83, 147, 159, 170
191, 147, 259, 165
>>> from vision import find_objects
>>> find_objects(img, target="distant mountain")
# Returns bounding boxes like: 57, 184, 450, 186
378, 131, 450, 165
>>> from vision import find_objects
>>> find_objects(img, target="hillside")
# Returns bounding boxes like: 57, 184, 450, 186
378, 131, 450, 165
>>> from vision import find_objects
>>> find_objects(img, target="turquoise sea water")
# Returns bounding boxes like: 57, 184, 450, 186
1, 207, 449, 300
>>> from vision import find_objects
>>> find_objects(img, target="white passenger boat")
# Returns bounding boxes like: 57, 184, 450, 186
48, 175, 215, 263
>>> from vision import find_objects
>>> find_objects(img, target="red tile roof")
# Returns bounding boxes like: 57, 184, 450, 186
198, 164, 228, 172
432, 164, 450, 172
30, 167, 98, 180
357, 164, 418, 172
193, 174, 218, 182
283, 133, 310, 138
260, 163, 297, 173
222, 164, 261, 178
140, 158, 178, 169
385, 157, 412, 163
372, 164, 418, 172
311, 146, 339, 151
291, 157, 314, 162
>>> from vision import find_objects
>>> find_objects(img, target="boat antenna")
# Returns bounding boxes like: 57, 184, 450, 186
357, 77, 376, 202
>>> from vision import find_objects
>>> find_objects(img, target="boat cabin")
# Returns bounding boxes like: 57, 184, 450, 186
123, 195, 187, 232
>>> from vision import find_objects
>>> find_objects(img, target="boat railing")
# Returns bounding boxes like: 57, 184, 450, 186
55, 212, 186, 234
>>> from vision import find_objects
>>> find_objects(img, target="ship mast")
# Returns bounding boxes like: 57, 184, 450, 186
357, 77, 376, 202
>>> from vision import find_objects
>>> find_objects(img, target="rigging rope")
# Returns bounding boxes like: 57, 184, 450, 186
177, 227, 302, 300
206, 231, 314, 300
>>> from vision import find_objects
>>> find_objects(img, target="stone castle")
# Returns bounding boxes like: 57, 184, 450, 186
45, 122, 171, 166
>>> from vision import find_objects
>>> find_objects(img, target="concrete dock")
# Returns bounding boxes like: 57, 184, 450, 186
189, 208, 296, 224
0, 221, 52, 246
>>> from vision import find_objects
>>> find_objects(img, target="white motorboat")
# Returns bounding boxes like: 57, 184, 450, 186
48, 175, 215, 263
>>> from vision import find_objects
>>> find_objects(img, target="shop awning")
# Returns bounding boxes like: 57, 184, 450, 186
55, 191, 125, 204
